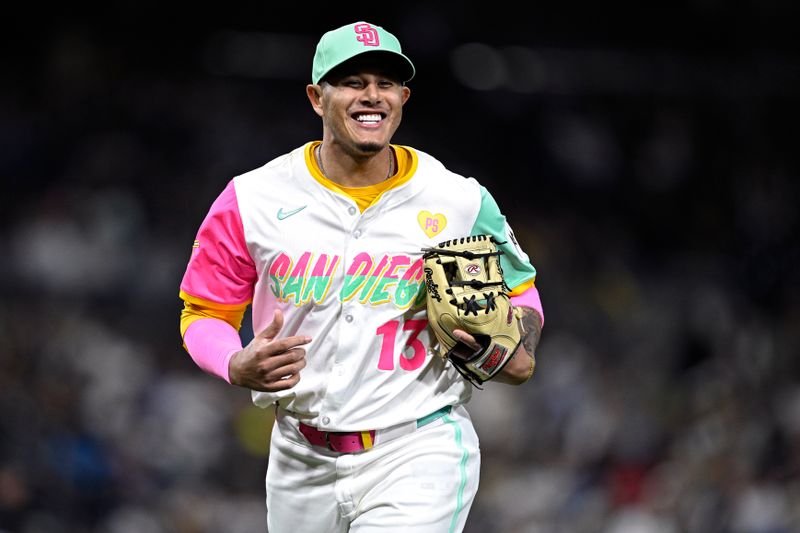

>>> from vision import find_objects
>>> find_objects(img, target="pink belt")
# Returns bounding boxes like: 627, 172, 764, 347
294, 405, 452, 454
298, 424, 377, 453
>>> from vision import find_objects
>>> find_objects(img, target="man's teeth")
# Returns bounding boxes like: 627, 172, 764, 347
356, 114, 382, 123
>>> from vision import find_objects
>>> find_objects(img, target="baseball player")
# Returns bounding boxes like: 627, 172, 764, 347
179, 21, 544, 533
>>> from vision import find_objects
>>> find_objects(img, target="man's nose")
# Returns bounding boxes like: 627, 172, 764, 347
360, 83, 380, 103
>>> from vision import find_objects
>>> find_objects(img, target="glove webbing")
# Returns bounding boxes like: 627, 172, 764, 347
451, 279, 504, 289
455, 292, 498, 316
421, 249, 504, 261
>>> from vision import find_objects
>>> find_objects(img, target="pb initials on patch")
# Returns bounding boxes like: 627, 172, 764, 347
354, 23, 380, 46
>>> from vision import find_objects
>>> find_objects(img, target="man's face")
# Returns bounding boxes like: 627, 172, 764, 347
314, 63, 411, 158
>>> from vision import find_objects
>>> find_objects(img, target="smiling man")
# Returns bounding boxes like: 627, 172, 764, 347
178, 21, 544, 533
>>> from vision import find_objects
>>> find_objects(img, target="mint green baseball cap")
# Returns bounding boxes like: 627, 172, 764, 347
312, 21, 415, 84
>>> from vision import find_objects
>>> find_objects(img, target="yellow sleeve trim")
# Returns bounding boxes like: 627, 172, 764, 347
179, 290, 249, 337
508, 278, 536, 297
179, 290, 251, 310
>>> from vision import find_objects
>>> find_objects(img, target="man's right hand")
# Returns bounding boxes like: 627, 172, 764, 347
228, 309, 311, 392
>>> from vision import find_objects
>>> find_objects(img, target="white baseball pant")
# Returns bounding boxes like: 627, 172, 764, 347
265, 404, 481, 533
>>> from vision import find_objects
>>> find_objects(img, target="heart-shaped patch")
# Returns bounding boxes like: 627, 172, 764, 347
417, 211, 447, 238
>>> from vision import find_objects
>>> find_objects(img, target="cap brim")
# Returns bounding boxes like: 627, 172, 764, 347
318, 50, 415, 84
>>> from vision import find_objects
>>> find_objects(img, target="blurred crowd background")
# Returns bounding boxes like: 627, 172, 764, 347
2, 3, 799, 532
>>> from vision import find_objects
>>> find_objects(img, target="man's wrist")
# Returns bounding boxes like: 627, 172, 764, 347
521, 354, 536, 383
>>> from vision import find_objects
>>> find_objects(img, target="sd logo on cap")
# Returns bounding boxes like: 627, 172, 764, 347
311, 21, 416, 85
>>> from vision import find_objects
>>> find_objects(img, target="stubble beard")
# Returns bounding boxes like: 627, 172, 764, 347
354, 141, 384, 155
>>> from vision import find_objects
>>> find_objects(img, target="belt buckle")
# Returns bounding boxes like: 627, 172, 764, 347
324, 430, 367, 453
325, 430, 350, 452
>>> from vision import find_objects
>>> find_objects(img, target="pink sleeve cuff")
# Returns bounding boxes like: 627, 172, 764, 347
511, 286, 544, 327
183, 318, 243, 383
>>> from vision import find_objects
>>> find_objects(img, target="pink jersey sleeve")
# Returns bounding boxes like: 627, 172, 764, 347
511, 285, 544, 327
180, 180, 257, 305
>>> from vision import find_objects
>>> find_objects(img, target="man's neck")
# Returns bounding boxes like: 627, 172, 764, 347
316, 143, 395, 187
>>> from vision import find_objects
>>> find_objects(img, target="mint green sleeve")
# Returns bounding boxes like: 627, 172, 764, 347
470, 186, 537, 290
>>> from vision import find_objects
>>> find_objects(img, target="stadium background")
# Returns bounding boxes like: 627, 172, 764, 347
1, 2, 798, 532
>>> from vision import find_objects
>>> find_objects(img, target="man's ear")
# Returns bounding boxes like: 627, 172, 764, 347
306, 84, 324, 117
401, 85, 411, 105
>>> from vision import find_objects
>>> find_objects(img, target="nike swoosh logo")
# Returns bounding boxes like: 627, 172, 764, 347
277, 205, 307, 220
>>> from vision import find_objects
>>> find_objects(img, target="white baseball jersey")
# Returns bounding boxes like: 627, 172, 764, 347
180, 142, 537, 431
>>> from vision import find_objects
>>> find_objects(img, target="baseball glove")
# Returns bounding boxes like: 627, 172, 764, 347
422, 235, 522, 387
